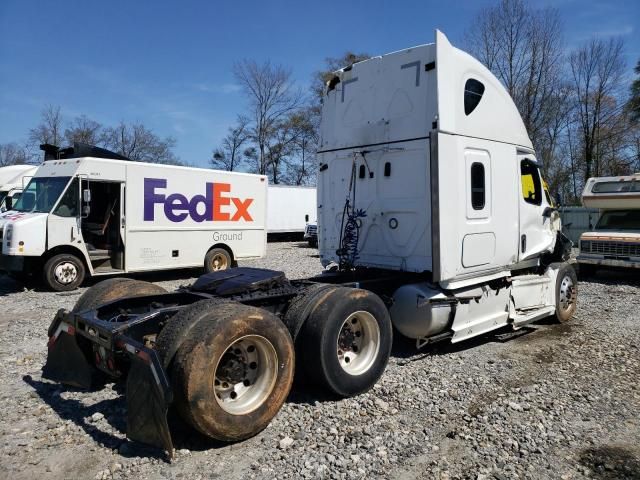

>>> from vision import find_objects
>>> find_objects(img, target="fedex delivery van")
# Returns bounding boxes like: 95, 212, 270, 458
0, 144, 267, 291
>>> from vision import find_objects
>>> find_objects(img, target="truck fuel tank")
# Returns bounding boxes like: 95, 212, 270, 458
389, 283, 454, 339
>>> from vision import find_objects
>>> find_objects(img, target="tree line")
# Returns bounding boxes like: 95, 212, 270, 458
465, 0, 640, 204
210, 53, 368, 185
0, 105, 180, 166
3, 0, 639, 202
217, 0, 640, 198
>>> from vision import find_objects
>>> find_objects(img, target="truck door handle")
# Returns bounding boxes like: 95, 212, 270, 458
521, 234, 526, 253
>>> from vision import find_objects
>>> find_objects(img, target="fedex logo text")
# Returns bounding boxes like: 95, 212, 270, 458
143, 178, 254, 223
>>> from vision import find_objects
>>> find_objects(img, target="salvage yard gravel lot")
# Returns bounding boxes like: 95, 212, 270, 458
1, 241, 639, 480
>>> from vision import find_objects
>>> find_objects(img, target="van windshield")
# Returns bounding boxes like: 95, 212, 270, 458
595, 210, 640, 231
12, 177, 71, 213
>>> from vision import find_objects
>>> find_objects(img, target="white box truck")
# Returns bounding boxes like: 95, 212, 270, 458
266, 185, 316, 234
0, 144, 267, 290
577, 173, 640, 275
44, 31, 576, 456
0, 164, 38, 212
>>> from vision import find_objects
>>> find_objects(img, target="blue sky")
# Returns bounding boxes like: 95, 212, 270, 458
1, 0, 638, 167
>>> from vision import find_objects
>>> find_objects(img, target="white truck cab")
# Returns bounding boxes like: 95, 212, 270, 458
577, 174, 640, 274
0, 144, 267, 290
317, 30, 572, 344
0, 165, 38, 213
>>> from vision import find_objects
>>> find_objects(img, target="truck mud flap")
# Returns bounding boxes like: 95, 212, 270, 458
123, 341, 174, 456
42, 319, 95, 389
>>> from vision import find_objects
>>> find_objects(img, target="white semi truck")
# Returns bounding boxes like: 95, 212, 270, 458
0, 164, 38, 212
0, 144, 267, 290
577, 173, 640, 274
43, 31, 576, 457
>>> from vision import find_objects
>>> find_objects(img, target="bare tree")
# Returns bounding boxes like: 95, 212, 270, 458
629, 59, 640, 123
311, 52, 371, 103
233, 60, 303, 176
28, 105, 64, 148
283, 109, 318, 185
569, 37, 626, 181
211, 116, 250, 171
103, 122, 181, 165
465, 0, 564, 163
64, 115, 105, 146
0, 143, 30, 166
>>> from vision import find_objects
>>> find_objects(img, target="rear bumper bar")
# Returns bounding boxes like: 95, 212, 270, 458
42, 309, 175, 456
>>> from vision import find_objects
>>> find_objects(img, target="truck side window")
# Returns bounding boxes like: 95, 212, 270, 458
520, 159, 542, 206
464, 79, 485, 115
470, 162, 485, 210
53, 178, 79, 217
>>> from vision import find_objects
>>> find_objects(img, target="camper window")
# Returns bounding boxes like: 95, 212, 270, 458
592, 180, 640, 193
464, 79, 485, 115
520, 160, 542, 206
596, 210, 640, 230
470, 162, 485, 210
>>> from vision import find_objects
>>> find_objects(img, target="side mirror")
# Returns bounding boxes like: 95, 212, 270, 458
305, 214, 309, 223
542, 206, 557, 218
83, 189, 91, 203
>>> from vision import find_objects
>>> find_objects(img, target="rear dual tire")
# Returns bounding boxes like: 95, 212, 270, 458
292, 286, 393, 398
72, 277, 167, 312
163, 302, 295, 442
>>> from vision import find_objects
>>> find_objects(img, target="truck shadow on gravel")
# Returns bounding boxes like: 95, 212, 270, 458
579, 445, 640, 479
22, 375, 250, 459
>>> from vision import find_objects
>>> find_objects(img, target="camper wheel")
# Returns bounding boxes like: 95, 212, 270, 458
170, 302, 294, 441
43, 253, 86, 292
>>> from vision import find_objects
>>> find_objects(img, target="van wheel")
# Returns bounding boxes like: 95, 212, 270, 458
553, 263, 578, 323
43, 254, 86, 291
171, 303, 294, 441
72, 278, 167, 313
204, 248, 232, 272
297, 287, 392, 397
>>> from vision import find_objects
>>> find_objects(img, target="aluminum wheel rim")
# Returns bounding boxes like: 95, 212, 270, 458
337, 311, 380, 376
214, 335, 278, 415
211, 253, 229, 271
559, 275, 576, 312
54, 262, 78, 285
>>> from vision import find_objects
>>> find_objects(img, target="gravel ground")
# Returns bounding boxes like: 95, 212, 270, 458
0, 242, 639, 480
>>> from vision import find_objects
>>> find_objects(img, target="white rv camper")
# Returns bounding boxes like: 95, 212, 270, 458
0, 165, 38, 212
0, 145, 267, 290
44, 31, 577, 455
578, 174, 640, 273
